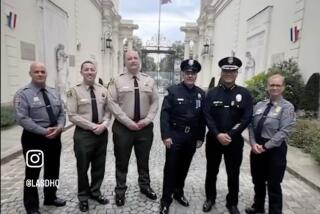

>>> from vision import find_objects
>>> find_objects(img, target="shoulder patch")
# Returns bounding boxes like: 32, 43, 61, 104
66, 89, 73, 98
107, 78, 115, 89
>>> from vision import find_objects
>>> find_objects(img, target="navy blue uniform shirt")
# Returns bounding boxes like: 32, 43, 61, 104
204, 84, 253, 138
160, 82, 206, 141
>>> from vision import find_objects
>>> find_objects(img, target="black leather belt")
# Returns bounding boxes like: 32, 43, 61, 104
171, 123, 194, 133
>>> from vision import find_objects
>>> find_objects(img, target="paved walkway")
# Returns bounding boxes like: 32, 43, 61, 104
1, 115, 320, 213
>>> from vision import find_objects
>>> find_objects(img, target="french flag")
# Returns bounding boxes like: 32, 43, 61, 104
290, 26, 299, 43
7, 11, 17, 29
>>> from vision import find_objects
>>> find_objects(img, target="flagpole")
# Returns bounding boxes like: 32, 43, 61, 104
157, 0, 162, 51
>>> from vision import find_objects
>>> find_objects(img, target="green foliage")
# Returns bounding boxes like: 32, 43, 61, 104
301, 73, 320, 113
245, 72, 268, 104
1, 106, 16, 128
246, 59, 305, 109
268, 59, 304, 109
288, 119, 320, 163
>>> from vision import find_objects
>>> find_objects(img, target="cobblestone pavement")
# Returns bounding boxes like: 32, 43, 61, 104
2, 115, 320, 214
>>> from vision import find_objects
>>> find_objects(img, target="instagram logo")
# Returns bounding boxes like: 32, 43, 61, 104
26, 150, 44, 168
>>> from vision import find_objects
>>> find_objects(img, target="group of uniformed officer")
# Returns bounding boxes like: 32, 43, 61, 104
14, 51, 295, 214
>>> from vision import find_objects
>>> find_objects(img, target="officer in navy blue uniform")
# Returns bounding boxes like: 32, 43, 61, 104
202, 56, 253, 214
159, 59, 206, 214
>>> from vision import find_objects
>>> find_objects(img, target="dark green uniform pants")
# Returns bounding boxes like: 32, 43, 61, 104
73, 126, 108, 202
112, 120, 154, 196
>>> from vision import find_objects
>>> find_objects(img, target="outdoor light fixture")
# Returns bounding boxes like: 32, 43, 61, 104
106, 37, 112, 49
203, 43, 209, 54
102, 31, 112, 52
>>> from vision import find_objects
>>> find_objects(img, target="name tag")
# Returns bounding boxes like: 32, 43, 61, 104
177, 98, 184, 101
196, 100, 201, 108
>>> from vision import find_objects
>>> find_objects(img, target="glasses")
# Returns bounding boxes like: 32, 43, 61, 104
268, 84, 283, 88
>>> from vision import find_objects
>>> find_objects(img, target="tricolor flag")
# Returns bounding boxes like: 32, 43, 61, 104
7, 11, 17, 29
290, 26, 299, 43
161, 0, 172, 5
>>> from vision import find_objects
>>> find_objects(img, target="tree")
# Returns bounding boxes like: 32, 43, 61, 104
246, 59, 305, 109
268, 59, 304, 110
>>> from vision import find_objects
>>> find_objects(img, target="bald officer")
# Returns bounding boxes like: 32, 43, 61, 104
159, 59, 206, 214
203, 56, 253, 214
107, 50, 159, 206
67, 61, 111, 212
14, 62, 66, 214
246, 74, 296, 214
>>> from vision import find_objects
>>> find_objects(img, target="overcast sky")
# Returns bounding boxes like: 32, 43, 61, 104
119, 0, 200, 45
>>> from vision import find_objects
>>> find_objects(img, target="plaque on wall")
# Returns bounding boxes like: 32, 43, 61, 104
69, 55, 75, 66
20, 41, 35, 60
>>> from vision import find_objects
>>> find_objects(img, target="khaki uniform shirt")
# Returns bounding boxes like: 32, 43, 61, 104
67, 82, 111, 130
248, 97, 296, 149
107, 72, 159, 127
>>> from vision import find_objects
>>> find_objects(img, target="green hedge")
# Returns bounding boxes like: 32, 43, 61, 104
288, 119, 320, 163
1, 106, 16, 128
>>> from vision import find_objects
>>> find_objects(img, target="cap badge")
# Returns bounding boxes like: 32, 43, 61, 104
228, 57, 234, 64
188, 59, 194, 66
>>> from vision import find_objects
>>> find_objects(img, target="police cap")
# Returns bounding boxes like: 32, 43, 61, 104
180, 59, 201, 73
218, 56, 242, 71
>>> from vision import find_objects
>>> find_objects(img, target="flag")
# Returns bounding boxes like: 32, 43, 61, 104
290, 26, 299, 43
161, 0, 172, 5
7, 11, 17, 29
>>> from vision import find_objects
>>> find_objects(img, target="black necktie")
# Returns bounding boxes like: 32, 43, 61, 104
133, 76, 140, 121
40, 88, 57, 126
255, 102, 273, 142
89, 86, 99, 123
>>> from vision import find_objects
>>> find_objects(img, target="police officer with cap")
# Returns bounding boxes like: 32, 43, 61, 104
159, 59, 206, 214
202, 56, 253, 214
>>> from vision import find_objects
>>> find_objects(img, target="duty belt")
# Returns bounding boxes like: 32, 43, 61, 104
171, 123, 193, 133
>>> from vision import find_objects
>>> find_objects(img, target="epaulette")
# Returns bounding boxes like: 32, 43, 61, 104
141, 73, 149, 77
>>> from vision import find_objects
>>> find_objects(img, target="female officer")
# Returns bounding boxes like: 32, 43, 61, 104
246, 74, 296, 214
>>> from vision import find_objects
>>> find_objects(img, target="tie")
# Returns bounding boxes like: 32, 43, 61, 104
40, 89, 57, 126
133, 76, 140, 121
255, 102, 273, 142
89, 86, 99, 123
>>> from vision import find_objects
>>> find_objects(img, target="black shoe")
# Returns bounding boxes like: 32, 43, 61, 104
203, 199, 215, 212
43, 198, 66, 207
173, 194, 189, 207
79, 200, 89, 212
159, 204, 169, 214
90, 195, 109, 204
27, 210, 41, 214
140, 187, 157, 200
245, 206, 265, 214
227, 205, 240, 214
115, 194, 125, 206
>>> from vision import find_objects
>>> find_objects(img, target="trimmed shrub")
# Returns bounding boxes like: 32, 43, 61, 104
245, 72, 268, 104
1, 106, 16, 128
301, 73, 320, 116
288, 119, 320, 163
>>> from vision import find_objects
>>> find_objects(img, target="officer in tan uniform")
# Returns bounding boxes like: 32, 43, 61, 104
108, 50, 159, 206
67, 61, 111, 212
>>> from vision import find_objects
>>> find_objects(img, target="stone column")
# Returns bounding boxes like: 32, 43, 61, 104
184, 40, 190, 59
